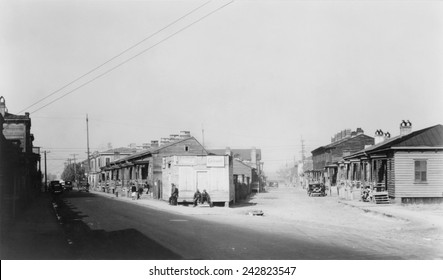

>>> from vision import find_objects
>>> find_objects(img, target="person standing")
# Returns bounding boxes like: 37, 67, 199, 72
169, 184, 179, 205
131, 183, 137, 200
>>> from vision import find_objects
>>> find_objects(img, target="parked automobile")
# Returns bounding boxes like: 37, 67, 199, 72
78, 180, 89, 192
307, 183, 326, 197
63, 180, 73, 191
49, 180, 63, 194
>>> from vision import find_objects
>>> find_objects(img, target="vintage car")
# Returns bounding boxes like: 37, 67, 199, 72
49, 180, 63, 194
78, 180, 89, 192
307, 183, 326, 197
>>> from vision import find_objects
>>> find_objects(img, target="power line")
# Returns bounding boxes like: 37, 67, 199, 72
28, 1, 234, 115
18, 0, 212, 114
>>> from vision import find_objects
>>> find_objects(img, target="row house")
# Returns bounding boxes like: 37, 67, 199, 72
309, 128, 374, 186
88, 147, 137, 188
0, 96, 41, 223
100, 132, 208, 199
342, 122, 443, 204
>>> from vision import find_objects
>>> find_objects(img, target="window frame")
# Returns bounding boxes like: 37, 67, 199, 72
414, 159, 427, 183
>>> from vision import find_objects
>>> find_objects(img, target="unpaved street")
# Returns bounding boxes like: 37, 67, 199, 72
49, 185, 443, 259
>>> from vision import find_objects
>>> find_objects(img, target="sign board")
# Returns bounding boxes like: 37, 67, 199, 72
176, 156, 197, 166
207, 156, 225, 167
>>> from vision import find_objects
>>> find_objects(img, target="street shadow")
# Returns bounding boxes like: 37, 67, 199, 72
231, 192, 258, 208
56, 195, 182, 260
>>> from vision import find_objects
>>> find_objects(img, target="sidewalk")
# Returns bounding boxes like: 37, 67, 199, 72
90, 189, 243, 216
0, 192, 71, 259
337, 198, 443, 230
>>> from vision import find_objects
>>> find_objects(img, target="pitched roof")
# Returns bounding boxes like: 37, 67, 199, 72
345, 124, 443, 159
111, 136, 205, 164
102, 147, 137, 154
3, 112, 31, 121
311, 133, 373, 154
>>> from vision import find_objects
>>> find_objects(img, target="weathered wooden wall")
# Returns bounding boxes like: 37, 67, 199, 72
394, 151, 443, 198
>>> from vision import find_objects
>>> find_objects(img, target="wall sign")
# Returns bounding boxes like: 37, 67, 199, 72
207, 156, 225, 167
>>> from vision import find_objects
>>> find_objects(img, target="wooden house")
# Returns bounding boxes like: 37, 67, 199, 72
344, 122, 443, 203
162, 155, 234, 206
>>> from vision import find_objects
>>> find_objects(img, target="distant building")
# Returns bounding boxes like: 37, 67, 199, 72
87, 147, 137, 188
209, 147, 265, 192
310, 128, 374, 185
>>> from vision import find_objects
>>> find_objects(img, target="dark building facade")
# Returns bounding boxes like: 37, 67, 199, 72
0, 96, 41, 226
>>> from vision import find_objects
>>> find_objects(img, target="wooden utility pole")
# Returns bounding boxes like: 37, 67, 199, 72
201, 123, 205, 148
86, 114, 91, 184
44, 151, 49, 192
71, 154, 78, 183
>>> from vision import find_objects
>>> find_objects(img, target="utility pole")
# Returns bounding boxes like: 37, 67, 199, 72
44, 151, 47, 192
43, 150, 50, 192
71, 154, 78, 183
86, 114, 91, 185
300, 136, 306, 162
201, 123, 205, 148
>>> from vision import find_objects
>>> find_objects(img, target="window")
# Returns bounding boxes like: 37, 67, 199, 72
184, 145, 189, 152
106, 157, 110, 165
414, 160, 427, 182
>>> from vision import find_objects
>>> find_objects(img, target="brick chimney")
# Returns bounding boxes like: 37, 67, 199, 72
400, 120, 412, 136
179, 131, 191, 139
150, 140, 159, 148
169, 134, 179, 141
374, 129, 385, 145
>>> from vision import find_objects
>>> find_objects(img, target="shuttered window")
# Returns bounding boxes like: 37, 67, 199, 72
414, 160, 427, 182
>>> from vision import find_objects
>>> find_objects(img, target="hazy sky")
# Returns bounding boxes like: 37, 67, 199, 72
1, 0, 442, 176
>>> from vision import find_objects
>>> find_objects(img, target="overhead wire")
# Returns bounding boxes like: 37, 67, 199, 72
18, 0, 212, 114
28, 1, 234, 114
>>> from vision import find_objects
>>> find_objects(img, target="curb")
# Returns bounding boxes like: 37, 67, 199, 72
337, 200, 410, 222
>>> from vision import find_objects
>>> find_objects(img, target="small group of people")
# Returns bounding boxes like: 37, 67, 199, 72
130, 182, 145, 200
193, 189, 212, 207
167, 184, 213, 207
361, 186, 373, 202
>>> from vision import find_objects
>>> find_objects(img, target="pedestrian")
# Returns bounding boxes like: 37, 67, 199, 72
137, 184, 144, 199
145, 181, 151, 195
193, 189, 202, 207
201, 189, 213, 207
169, 184, 179, 205
131, 183, 137, 200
